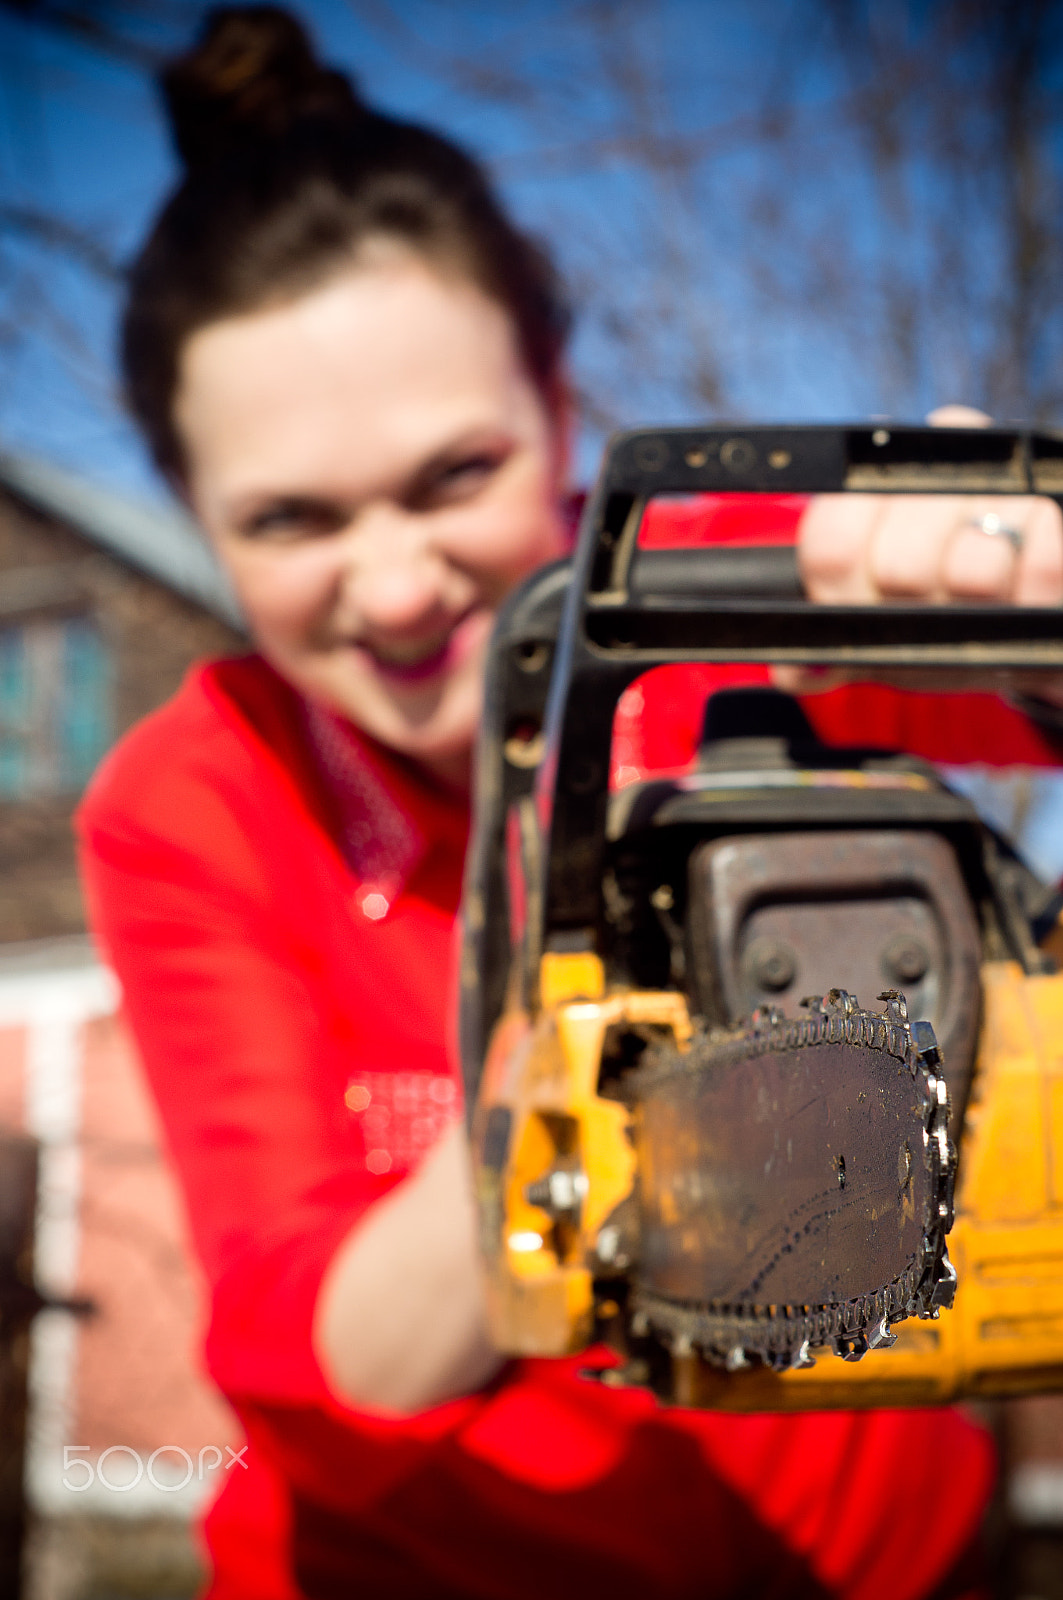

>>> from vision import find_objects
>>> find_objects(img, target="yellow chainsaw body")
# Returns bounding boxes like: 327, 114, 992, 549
475, 949, 1063, 1408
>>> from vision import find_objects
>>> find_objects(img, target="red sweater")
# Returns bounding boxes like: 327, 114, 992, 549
77, 646, 1007, 1600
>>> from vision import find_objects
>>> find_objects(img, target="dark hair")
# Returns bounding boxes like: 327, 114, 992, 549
122, 6, 570, 486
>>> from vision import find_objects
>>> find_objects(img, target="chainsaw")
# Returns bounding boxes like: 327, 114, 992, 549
460, 422, 1063, 1409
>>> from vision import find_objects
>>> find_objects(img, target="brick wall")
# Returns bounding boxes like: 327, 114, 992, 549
0, 488, 242, 945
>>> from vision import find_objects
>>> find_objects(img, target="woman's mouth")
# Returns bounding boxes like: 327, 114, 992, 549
358, 608, 488, 686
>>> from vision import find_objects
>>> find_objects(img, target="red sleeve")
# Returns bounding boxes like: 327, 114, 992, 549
76, 687, 396, 1409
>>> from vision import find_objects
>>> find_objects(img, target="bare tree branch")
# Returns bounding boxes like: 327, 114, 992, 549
2, 0, 1062, 475
0, 204, 121, 282
0, 0, 198, 67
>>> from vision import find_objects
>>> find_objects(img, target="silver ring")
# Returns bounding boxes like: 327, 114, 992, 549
966, 511, 1024, 554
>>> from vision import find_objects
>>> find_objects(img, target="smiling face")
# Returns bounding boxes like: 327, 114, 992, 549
174, 248, 568, 786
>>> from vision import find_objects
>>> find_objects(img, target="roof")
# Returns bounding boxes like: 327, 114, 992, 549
0, 450, 245, 629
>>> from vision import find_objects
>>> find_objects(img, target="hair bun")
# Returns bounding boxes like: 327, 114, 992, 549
163, 5, 363, 171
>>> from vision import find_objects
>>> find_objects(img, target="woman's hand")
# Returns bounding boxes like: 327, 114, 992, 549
783, 407, 1063, 704
313, 1119, 501, 1415
798, 408, 1063, 608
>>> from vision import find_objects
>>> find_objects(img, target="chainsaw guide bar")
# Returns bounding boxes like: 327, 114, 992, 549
622, 988, 957, 1373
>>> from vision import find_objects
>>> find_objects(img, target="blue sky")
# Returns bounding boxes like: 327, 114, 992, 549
0, 0, 1059, 506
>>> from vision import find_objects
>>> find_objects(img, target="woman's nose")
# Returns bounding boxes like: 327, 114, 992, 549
338, 507, 448, 633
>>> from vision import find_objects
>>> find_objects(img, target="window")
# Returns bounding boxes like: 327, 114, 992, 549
0, 616, 111, 798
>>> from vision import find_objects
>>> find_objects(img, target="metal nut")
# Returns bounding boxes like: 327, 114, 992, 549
883, 935, 930, 985
743, 935, 797, 993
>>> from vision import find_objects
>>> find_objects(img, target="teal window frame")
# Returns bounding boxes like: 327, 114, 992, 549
0, 614, 111, 798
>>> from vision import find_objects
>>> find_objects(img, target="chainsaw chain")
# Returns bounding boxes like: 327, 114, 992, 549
627, 988, 957, 1371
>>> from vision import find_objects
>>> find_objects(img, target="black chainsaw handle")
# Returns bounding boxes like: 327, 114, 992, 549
631, 544, 802, 600
541, 426, 1063, 934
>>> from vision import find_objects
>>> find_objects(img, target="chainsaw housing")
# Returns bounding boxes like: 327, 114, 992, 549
461, 424, 1063, 1407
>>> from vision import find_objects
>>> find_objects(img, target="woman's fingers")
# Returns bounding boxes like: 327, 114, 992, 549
790, 409, 1063, 700
936, 497, 1063, 604
796, 494, 881, 602
1013, 497, 1063, 606
800, 492, 1063, 606
869, 495, 957, 599
924, 403, 994, 428
938, 500, 1030, 602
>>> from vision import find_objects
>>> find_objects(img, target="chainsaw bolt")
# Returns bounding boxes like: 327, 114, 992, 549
524, 1165, 588, 1219
883, 935, 930, 985
743, 936, 797, 992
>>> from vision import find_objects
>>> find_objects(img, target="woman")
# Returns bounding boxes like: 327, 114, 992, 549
80, 8, 1056, 1597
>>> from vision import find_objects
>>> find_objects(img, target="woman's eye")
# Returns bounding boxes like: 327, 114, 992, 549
418, 454, 502, 508
239, 500, 348, 540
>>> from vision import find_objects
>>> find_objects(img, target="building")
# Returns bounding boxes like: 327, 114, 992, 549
0, 454, 244, 1599
0, 451, 242, 943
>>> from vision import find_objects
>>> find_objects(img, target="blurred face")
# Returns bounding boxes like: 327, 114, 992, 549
174, 250, 568, 786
